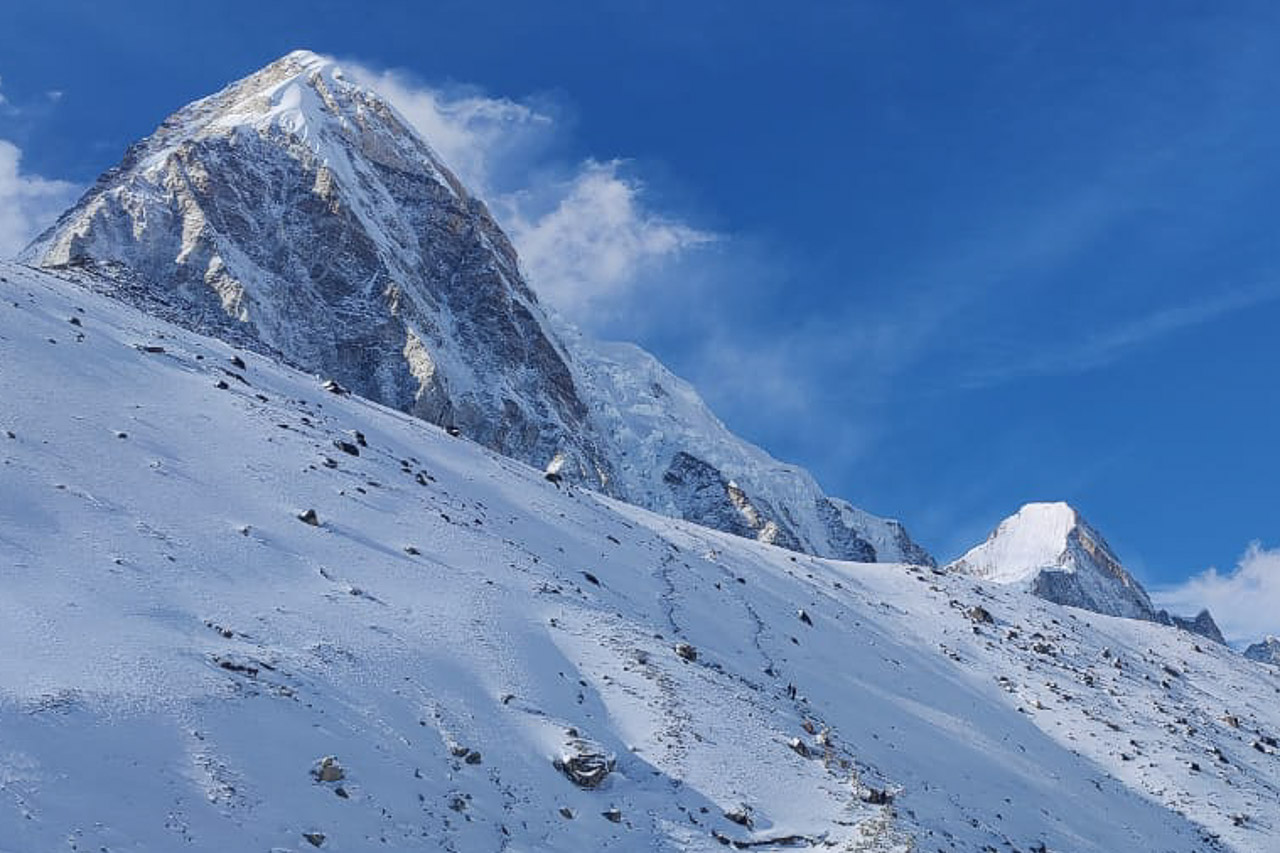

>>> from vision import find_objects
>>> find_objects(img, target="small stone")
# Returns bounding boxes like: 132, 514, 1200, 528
321, 378, 348, 395
554, 746, 615, 788
302, 831, 326, 847
68, 316, 81, 326
787, 737, 811, 758
404, 545, 421, 556
601, 808, 623, 823
967, 605, 994, 624
798, 608, 813, 626
674, 642, 697, 662
333, 439, 360, 456
559, 806, 575, 819
229, 355, 246, 369
464, 750, 483, 765
312, 756, 345, 782
298, 509, 320, 526
214, 380, 229, 390
858, 786, 893, 805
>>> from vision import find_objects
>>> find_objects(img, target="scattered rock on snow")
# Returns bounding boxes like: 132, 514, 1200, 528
674, 642, 698, 662
321, 378, 348, 395
601, 808, 623, 823
967, 605, 995, 624
298, 509, 320, 526
857, 785, 894, 805
302, 831, 326, 847
312, 756, 345, 782
554, 735, 616, 788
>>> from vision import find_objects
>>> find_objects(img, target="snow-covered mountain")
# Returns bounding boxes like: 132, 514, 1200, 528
21, 49, 927, 565
948, 501, 1222, 641
5, 261, 1280, 851
1246, 637, 1280, 666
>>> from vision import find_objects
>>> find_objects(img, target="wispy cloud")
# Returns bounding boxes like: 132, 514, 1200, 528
0, 139, 80, 258
504, 160, 715, 323
346, 61, 715, 329
962, 283, 1280, 389
1153, 543, 1280, 646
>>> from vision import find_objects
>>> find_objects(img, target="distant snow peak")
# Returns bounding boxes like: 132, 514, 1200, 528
1246, 636, 1280, 666
949, 501, 1222, 641
20, 50, 930, 566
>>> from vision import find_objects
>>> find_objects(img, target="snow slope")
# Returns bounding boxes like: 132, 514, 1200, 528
4, 262, 1280, 851
21, 49, 928, 565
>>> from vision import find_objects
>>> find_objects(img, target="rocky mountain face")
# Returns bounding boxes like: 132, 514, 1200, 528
23, 50, 929, 566
948, 502, 1222, 641
1246, 637, 1280, 666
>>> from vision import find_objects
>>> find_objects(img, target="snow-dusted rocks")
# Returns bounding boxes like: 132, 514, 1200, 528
23, 49, 928, 565
948, 502, 1222, 640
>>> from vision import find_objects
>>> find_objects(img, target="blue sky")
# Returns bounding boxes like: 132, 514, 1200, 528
3, 2, 1279, 638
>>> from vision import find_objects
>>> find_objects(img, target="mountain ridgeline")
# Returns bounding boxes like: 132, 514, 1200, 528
23, 50, 930, 566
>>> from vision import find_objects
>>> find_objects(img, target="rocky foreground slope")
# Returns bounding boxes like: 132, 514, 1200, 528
21, 49, 928, 565
3, 261, 1280, 852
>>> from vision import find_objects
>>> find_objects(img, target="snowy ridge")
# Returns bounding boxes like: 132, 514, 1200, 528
948, 502, 1222, 640
22, 49, 930, 566
557, 326, 931, 564
3, 261, 1279, 851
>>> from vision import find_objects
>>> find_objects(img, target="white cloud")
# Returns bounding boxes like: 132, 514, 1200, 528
345, 65, 554, 199
1153, 543, 1280, 646
504, 160, 715, 321
345, 62, 715, 328
0, 139, 80, 258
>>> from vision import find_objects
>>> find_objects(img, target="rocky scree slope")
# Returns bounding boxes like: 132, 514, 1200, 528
5, 261, 1280, 851
22, 49, 928, 565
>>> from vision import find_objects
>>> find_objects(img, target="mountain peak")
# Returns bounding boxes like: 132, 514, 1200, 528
1245, 636, 1280, 665
948, 501, 1091, 584
949, 502, 1223, 641
19, 51, 932, 567
948, 501, 1153, 619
